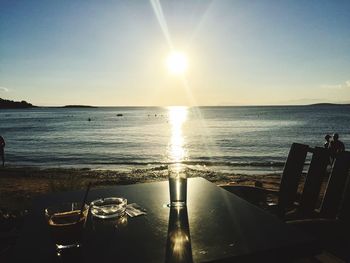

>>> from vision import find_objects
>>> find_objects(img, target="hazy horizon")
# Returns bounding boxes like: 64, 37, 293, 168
1, 0, 350, 106
2, 97, 350, 108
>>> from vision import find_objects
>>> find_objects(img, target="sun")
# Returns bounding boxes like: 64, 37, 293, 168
166, 51, 188, 75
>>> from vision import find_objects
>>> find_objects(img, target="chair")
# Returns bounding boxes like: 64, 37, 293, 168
222, 144, 350, 220
285, 151, 350, 221
288, 159, 350, 261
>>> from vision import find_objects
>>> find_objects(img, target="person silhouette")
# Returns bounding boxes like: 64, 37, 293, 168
0, 135, 5, 167
329, 133, 345, 160
324, 134, 331, 149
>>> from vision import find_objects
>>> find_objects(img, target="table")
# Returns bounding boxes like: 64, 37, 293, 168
12, 177, 320, 262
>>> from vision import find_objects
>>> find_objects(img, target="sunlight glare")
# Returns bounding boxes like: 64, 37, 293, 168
166, 52, 188, 75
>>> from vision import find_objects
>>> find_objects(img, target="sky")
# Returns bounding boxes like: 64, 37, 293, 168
1, 0, 350, 106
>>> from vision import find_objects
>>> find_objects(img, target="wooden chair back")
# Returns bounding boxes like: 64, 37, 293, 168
298, 147, 329, 216
277, 143, 309, 215
320, 151, 350, 218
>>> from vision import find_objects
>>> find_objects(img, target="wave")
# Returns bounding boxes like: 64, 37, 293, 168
90, 158, 313, 168
6, 151, 309, 169
67, 160, 288, 168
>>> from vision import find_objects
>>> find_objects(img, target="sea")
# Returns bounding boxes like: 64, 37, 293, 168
0, 105, 349, 176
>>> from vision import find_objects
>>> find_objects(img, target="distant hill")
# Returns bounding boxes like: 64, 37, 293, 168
308, 103, 350, 106
0, 98, 36, 109
63, 105, 97, 108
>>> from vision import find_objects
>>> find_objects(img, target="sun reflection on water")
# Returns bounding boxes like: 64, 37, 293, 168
167, 106, 188, 166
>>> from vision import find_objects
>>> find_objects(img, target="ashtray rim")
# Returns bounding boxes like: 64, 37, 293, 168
90, 197, 127, 219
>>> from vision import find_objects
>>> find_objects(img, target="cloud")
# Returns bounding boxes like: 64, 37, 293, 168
0, 87, 9, 92
322, 80, 350, 90
321, 84, 343, 90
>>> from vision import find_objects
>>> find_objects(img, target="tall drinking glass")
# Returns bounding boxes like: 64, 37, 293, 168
168, 164, 187, 207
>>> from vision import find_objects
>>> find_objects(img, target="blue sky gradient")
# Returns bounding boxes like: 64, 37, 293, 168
1, 0, 350, 106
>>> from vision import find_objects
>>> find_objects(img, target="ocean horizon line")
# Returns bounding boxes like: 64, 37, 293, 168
2, 97, 350, 108
18, 102, 350, 108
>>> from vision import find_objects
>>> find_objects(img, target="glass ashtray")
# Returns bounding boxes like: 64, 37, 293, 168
90, 197, 127, 219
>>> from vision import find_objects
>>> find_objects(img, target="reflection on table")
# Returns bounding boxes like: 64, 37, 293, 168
166, 206, 193, 263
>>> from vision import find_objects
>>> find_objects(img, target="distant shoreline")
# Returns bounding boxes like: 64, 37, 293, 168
307, 103, 350, 107
0, 98, 36, 109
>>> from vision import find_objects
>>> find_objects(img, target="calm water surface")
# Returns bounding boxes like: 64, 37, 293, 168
0, 106, 349, 175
